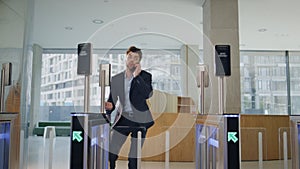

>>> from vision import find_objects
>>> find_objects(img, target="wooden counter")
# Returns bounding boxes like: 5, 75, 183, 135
119, 112, 196, 161
240, 114, 290, 161
118, 113, 291, 162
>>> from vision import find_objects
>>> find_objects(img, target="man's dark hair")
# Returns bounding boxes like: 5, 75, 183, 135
126, 46, 142, 60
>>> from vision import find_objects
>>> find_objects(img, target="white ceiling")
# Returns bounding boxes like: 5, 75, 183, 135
239, 0, 300, 51
0, 0, 26, 48
32, 0, 204, 50
2, 0, 300, 50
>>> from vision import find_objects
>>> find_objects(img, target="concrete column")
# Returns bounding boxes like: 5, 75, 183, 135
29, 44, 43, 134
202, 0, 241, 114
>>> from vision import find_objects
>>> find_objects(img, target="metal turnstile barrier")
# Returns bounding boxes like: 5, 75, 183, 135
0, 113, 18, 169
70, 112, 109, 169
290, 116, 300, 169
0, 121, 11, 169
71, 45, 111, 169
196, 114, 240, 169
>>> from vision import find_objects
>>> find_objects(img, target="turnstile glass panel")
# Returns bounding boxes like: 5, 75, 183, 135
0, 122, 10, 169
89, 123, 109, 169
195, 124, 219, 169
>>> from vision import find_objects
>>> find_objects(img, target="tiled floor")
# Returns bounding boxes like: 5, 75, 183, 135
27, 136, 292, 169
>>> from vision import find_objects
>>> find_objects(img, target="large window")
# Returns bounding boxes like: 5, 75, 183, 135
240, 51, 287, 115
39, 49, 300, 120
240, 51, 300, 115
39, 49, 181, 121
289, 52, 300, 115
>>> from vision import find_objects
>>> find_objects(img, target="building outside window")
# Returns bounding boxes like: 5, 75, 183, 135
39, 49, 300, 121
39, 49, 181, 121
289, 52, 300, 115
240, 51, 287, 115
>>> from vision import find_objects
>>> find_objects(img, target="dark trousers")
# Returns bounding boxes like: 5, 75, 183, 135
109, 117, 147, 169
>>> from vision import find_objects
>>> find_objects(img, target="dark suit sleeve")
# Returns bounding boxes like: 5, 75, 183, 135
133, 71, 153, 99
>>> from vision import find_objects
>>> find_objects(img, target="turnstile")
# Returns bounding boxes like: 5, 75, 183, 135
196, 114, 240, 169
290, 116, 300, 169
70, 112, 109, 169
0, 113, 18, 169
0, 121, 10, 169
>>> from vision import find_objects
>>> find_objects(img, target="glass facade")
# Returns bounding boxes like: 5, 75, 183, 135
240, 51, 287, 115
39, 49, 181, 121
289, 52, 300, 115
39, 50, 300, 121
239, 51, 300, 115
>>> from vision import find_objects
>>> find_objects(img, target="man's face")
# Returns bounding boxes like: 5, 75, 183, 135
126, 51, 140, 72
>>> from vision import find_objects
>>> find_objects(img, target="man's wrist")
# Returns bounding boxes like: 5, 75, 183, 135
133, 72, 140, 77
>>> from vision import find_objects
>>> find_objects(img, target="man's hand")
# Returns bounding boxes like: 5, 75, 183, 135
105, 102, 113, 110
133, 63, 141, 77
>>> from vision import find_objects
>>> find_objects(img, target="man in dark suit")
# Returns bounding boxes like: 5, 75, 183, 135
105, 46, 154, 169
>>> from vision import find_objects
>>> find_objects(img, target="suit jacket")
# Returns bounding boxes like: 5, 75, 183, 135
106, 70, 154, 128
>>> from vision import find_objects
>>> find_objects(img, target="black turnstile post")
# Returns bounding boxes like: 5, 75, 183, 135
224, 114, 240, 169
196, 114, 240, 169
70, 112, 109, 169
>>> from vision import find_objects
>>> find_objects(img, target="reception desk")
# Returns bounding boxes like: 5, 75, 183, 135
0, 113, 18, 169
118, 112, 196, 161
240, 114, 290, 161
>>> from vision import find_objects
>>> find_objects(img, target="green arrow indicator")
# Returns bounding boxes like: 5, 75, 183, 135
228, 132, 238, 143
72, 131, 83, 142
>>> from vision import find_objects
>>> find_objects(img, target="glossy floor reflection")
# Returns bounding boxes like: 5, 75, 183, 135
27, 136, 292, 169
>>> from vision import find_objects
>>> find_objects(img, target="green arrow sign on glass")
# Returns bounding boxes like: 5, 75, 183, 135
72, 131, 83, 142
228, 132, 238, 143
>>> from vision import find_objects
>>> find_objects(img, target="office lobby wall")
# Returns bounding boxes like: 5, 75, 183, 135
0, 0, 36, 168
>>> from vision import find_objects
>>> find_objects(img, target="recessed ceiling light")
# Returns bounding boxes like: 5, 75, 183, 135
92, 19, 104, 24
64, 26, 73, 30
258, 28, 267, 32
275, 33, 289, 37
139, 27, 148, 31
